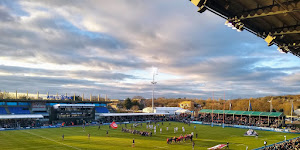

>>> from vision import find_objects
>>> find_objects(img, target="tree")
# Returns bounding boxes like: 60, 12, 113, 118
132, 96, 145, 100
131, 105, 139, 111
132, 101, 139, 106
124, 98, 132, 110
138, 103, 145, 110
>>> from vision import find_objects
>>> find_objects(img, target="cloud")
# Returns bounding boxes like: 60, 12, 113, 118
0, 0, 299, 99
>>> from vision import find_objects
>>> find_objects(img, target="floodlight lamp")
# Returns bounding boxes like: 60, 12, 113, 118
227, 22, 232, 27
237, 24, 244, 32
152, 67, 158, 75
225, 20, 229, 25
277, 47, 288, 54
265, 35, 276, 46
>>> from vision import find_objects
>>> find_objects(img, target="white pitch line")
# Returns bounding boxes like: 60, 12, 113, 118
154, 146, 168, 149
22, 131, 81, 150
201, 139, 217, 142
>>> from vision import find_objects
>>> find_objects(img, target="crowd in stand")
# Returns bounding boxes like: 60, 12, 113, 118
122, 127, 152, 136
100, 115, 167, 123
197, 113, 282, 128
0, 119, 40, 128
262, 138, 300, 150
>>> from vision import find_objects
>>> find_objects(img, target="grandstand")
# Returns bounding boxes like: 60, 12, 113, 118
95, 107, 109, 113
0, 99, 110, 128
0, 107, 7, 114
8, 107, 30, 114
98, 113, 169, 123
199, 109, 285, 128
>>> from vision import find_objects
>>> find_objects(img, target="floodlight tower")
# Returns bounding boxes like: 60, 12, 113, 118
151, 67, 158, 113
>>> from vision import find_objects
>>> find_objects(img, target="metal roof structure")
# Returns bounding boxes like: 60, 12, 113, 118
199, 109, 284, 117
0, 114, 44, 119
53, 104, 95, 109
189, 0, 300, 57
155, 107, 183, 110
97, 113, 169, 117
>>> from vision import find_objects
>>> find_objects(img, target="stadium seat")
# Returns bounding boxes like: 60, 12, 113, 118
8, 107, 30, 114
95, 107, 109, 113
0, 107, 7, 114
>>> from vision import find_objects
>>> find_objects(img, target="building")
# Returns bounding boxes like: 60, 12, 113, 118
142, 107, 184, 115
97, 112, 168, 123
0, 99, 109, 127
108, 99, 121, 110
50, 104, 95, 124
179, 101, 194, 110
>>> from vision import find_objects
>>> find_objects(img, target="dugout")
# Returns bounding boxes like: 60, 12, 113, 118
199, 109, 285, 127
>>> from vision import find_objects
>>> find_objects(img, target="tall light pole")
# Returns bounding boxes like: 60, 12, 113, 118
151, 67, 158, 113
268, 97, 273, 112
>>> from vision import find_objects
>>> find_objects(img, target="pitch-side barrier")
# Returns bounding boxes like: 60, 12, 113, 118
252, 136, 300, 150
190, 121, 296, 133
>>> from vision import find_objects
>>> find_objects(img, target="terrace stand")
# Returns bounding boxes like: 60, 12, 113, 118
199, 109, 284, 128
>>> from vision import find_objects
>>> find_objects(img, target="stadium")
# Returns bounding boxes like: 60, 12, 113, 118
0, 0, 299, 150
0, 95, 299, 150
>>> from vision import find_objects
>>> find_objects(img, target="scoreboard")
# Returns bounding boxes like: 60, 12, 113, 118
50, 104, 95, 123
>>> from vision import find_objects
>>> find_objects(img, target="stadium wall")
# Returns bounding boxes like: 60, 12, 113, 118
190, 121, 295, 134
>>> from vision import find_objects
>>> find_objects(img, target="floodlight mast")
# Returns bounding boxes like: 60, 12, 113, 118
151, 68, 158, 113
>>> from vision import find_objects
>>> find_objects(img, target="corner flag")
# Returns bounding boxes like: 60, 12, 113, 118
110, 121, 118, 129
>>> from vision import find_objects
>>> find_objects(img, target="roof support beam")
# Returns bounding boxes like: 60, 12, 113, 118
274, 0, 300, 22
229, 7, 300, 21
261, 25, 300, 35
227, 1, 300, 21
273, 30, 300, 35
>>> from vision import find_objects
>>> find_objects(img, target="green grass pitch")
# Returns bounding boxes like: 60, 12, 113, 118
0, 122, 298, 150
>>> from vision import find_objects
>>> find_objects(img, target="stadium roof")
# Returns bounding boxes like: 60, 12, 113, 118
0, 114, 44, 119
189, 0, 300, 57
53, 104, 95, 109
155, 107, 183, 110
0, 99, 111, 104
199, 109, 284, 117
97, 113, 169, 117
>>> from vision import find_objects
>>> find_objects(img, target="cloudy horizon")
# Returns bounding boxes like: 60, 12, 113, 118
0, 0, 299, 100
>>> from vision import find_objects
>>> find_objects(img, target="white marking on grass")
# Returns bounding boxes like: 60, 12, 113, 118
201, 139, 217, 142
22, 131, 81, 150
154, 146, 168, 149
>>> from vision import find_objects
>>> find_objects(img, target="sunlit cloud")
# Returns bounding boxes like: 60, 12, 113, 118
0, 0, 299, 99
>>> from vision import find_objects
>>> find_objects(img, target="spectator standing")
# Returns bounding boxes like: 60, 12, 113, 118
264, 141, 267, 147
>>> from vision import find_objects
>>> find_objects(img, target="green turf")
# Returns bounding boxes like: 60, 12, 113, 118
0, 122, 298, 150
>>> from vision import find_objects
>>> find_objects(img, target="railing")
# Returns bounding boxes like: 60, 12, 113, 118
252, 136, 300, 150
190, 121, 296, 133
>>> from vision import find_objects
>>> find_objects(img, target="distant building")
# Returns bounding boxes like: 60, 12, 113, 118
142, 107, 184, 115
108, 99, 122, 110
179, 101, 194, 110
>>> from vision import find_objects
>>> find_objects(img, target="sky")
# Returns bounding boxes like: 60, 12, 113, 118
0, 0, 299, 100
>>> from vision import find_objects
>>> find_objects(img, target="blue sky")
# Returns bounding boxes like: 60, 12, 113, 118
0, 0, 299, 99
